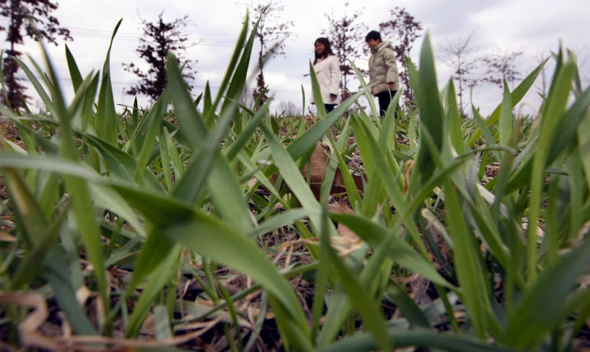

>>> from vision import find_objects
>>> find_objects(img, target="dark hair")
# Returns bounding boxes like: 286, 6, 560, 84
365, 30, 381, 42
313, 37, 334, 64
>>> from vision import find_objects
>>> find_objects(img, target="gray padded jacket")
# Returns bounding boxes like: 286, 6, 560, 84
368, 40, 399, 95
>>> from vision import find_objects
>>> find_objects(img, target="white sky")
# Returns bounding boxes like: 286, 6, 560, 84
2, 0, 590, 116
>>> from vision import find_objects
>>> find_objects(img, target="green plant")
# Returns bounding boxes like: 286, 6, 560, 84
1, 12, 590, 352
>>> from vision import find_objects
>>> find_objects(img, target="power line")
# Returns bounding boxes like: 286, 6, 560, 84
41, 75, 306, 94
65, 25, 313, 53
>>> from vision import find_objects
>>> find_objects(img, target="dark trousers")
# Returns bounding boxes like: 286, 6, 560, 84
325, 104, 336, 113
376, 90, 397, 117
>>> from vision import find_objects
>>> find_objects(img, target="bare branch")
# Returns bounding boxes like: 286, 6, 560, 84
247, 1, 294, 107
481, 49, 523, 89
321, 2, 367, 96
379, 7, 422, 105
439, 31, 479, 112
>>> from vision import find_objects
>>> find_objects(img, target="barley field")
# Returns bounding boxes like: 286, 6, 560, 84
1, 14, 590, 352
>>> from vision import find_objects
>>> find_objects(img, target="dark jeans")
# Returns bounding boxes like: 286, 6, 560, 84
376, 90, 397, 117
325, 104, 336, 113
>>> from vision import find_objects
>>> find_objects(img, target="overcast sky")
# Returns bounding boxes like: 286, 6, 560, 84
4, 0, 590, 115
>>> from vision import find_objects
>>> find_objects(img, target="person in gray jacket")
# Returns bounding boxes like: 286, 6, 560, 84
366, 30, 399, 117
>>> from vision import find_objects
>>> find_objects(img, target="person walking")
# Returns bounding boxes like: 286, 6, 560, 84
366, 30, 399, 117
312, 37, 340, 113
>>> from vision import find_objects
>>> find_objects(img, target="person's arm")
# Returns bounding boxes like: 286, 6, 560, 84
329, 55, 340, 100
383, 48, 398, 91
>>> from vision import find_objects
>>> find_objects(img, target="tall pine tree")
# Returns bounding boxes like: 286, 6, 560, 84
123, 12, 196, 102
0, 0, 72, 110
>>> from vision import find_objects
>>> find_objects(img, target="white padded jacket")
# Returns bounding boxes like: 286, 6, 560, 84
312, 54, 340, 104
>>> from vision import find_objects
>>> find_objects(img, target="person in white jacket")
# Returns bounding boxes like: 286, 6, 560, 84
312, 37, 340, 113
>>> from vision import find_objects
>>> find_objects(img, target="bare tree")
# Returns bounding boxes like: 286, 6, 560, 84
241, 84, 254, 109
123, 12, 197, 102
248, 1, 294, 107
0, 0, 72, 110
379, 7, 422, 105
535, 46, 589, 96
573, 45, 590, 90
439, 32, 479, 112
533, 52, 551, 97
482, 49, 523, 90
321, 2, 367, 100
276, 100, 298, 116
